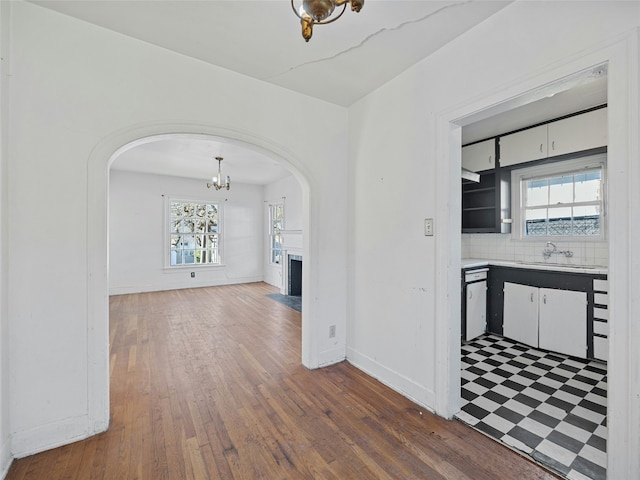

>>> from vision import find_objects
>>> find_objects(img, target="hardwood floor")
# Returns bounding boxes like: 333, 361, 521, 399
7, 282, 560, 479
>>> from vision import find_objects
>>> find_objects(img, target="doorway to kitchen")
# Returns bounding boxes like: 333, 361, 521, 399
455, 73, 610, 479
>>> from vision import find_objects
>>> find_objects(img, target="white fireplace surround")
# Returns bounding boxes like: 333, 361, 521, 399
280, 250, 303, 295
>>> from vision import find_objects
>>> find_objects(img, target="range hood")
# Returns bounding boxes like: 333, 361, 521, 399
461, 168, 480, 183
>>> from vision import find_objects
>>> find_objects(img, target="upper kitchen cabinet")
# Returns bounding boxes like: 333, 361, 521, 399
499, 107, 607, 168
462, 138, 496, 173
547, 107, 608, 157
499, 124, 547, 167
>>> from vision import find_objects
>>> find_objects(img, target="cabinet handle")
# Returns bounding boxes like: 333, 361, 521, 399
539, 143, 543, 153
552, 140, 555, 151
543, 294, 547, 304
469, 290, 473, 300
530, 293, 534, 302
488, 155, 492, 164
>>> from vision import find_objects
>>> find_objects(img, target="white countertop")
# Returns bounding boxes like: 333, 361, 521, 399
462, 258, 607, 275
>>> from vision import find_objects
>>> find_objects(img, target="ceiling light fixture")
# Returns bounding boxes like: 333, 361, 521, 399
206, 156, 230, 191
291, 0, 364, 42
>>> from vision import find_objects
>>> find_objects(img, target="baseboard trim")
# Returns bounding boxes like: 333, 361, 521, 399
11, 414, 98, 459
346, 347, 436, 413
0, 437, 11, 480
109, 276, 264, 295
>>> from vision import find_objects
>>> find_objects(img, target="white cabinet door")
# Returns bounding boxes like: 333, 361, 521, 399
547, 107, 607, 157
503, 282, 539, 347
499, 124, 548, 167
462, 139, 495, 173
466, 281, 486, 341
538, 288, 587, 358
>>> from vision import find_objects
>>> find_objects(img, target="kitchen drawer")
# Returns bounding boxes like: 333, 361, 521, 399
593, 279, 608, 292
594, 307, 608, 321
594, 336, 608, 362
594, 293, 608, 306
593, 320, 608, 336
465, 269, 488, 282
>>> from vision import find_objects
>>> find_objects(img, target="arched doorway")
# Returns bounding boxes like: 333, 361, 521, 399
87, 123, 313, 433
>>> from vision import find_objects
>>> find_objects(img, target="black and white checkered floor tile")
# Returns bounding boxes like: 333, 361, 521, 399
456, 334, 607, 480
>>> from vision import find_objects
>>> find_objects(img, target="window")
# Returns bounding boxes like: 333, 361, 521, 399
169, 199, 221, 266
511, 154, 606, 240
269, 202, 284, 265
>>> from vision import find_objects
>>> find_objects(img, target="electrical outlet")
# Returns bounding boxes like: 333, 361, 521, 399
329, 325, 336, 338
190, 272, 195, 278
424, 218, 434, 236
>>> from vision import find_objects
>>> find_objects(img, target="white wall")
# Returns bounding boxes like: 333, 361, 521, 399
263, 175, 303, 290
347, 1, 639, 477
8, 1, 347, 458
109, 170, 265, 294
0, 1, 11, 476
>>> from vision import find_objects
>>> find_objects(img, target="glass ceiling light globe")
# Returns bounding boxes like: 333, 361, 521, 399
302, 0, 335, 22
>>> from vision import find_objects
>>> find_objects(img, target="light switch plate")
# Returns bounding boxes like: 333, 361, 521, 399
424, 218, 434, 236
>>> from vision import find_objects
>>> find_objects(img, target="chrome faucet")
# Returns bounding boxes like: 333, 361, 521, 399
543, 241, 573, 259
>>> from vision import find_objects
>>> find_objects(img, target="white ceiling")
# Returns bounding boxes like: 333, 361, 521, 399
112, 134, 292, 185
30, 0, 607, 182
30, 0, 512, 107
31, 0, 515, 183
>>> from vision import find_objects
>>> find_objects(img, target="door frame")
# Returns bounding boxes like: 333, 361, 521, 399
433, 31, 639, 478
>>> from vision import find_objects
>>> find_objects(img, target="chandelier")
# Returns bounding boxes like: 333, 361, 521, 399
291, 0, 364, 42
206, 156, 230, 191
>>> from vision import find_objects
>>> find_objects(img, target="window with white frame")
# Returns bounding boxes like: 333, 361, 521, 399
169, 199, 221, 266
269, 202, 284, 265
511, 154, 606, 240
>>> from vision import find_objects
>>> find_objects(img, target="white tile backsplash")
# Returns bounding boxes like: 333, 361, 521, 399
462, 233, 608, 267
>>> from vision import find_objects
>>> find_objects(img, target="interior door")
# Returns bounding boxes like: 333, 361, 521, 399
503, 282, 539, 347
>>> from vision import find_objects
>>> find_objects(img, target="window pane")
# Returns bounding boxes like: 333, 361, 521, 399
521, 163, 604, 239
548, 175, 574, 204
525, 179, 548, 207
525, 208, 547, 236
196, 204, 206, 218
547, 206, 572, 236
170, 200, 220, 266
574, 170, 601, 202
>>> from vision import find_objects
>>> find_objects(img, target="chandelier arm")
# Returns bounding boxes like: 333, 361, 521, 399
290, 0, 347, 24
314, 3, 346, 25
290, 0, 303, 20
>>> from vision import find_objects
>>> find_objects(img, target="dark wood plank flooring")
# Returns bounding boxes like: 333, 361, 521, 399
7, 282, 560, 479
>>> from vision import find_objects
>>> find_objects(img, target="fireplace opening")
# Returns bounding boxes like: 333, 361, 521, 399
288, 255, 302, 296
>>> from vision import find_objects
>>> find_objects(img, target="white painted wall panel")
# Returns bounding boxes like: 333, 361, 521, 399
9, 1, 347, 457
347, 3, 638, 474
109, 170, 264, 294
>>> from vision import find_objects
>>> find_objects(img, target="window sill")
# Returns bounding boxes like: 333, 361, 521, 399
163, 264, 226, 273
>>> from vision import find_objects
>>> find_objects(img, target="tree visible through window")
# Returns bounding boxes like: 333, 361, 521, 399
269, 203, 284, 264
170, 200, 220, 266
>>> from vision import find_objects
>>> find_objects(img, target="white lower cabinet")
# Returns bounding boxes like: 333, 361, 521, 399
503, 282, 587, 358
466, 280, 487, 341
538, 288, 587, 358
503, 283, 539, 348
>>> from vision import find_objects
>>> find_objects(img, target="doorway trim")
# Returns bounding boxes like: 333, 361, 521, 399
434, 31, 639, 478
86, 121, 314, 435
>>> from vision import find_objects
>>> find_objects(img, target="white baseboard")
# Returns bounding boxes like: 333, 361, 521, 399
346, 347, 436, 413
11, 414, 101, 459
109, 276, 264, 295
0, 436, 11, 480
317, 346, 346, 368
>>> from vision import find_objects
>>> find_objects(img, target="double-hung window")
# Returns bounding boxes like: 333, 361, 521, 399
268, 202, 284, 265
169, 199, 221, 266
511, 154, 606, 240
